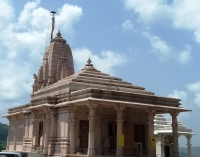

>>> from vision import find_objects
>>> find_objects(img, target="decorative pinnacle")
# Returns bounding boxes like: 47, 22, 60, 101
87, 58, 92, 64
83, 57, 94, 70
56, 30, 61, 37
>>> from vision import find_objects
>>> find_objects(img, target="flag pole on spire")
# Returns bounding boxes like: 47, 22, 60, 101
50, 11, 56, 40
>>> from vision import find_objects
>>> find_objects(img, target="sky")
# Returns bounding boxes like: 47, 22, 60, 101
0, 0, 200, 147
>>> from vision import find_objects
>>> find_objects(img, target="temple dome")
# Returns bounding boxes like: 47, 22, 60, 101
32, 31, 74, 93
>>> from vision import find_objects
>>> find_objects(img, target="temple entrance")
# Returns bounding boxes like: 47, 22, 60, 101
123, 126, 134, 156
164, 146, 170, 157
108, 122, 117, 153
38, 121, 43, 147
134, 124, 146, 154
79, 120, 89, 149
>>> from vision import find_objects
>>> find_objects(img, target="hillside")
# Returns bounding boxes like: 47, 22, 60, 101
179, 146, 200, 157
0, 122, 8, 151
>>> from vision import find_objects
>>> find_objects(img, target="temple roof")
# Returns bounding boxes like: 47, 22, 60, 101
32, 58, 157, 98
7, 58, 191, 114
154, 114, 195, 135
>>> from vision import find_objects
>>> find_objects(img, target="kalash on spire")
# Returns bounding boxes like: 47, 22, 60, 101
32, 11, 75, 93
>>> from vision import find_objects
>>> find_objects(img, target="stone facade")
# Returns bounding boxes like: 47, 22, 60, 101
4, 32, 191, 157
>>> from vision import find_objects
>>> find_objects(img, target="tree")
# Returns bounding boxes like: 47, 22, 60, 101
0, 122, 8, 151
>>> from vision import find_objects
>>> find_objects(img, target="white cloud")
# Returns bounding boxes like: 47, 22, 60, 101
168, 90, 187, 103
56, 4, 83, 35
186, 81, 200, 93
142, 32, 192, 63
18, 1, 40, 28
177, 44, 192, 64
122, 19, 133, 30
0, 61, 32, 111
0, 0, 14, 29
123, 0, 200, 44
143, 32, 172, 61
186, 81, 200, 106
0, 0, 83, 111
73, 48, 127, 75
168, 90, 191, 121
124, 0, 170, 23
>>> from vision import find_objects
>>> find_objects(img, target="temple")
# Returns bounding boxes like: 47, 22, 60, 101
3, 31, 192, 157
154, 114, 195, 157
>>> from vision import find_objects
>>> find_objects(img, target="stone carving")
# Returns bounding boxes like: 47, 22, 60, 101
34, 74, 38, 82
31, 31, 74, 93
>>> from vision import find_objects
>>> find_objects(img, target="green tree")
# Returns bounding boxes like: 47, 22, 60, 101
0, 122, 8, 151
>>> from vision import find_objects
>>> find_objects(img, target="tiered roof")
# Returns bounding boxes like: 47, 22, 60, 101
154, 114, 195, 135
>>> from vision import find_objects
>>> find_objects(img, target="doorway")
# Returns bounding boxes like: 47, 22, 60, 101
38, 121, 43, 146
134, 124, 146, 152
108, 122, 117, 152
79, 120, 89, 149
164, 146, 170, 157
123, 126, 134, 156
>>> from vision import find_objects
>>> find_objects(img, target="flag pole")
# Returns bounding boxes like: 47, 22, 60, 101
50, 11, 56, 40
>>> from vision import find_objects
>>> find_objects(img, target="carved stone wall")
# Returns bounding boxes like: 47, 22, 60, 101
32, 31, 74, 92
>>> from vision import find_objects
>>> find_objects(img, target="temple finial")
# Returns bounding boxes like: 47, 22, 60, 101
56, 30, 61, 37
87, 58, 92, 64
83, 57, 94, 70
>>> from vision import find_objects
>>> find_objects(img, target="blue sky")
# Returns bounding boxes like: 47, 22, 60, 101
0, 0, 200, 147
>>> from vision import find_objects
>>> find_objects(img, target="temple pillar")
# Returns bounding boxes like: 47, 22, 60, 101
43, 109, 51, 156
171, 112, 179, 157
23, 114, 29, 151
185, 134, 192, 157
115, 105, 124, 156
13, 118, 18, 151
6, 119, 11, 150
62, 108, 70, 156
48, 109, 58, 156
69, 105, 77, 154
31, 110, 38, 151
161, 135, 165, 157
31, 120, 37, 151
24, 115, 29, 138
95, 110, 102, 155
87, 104, 97, 156
147, 109, 156, 157
156, 135, 161, 157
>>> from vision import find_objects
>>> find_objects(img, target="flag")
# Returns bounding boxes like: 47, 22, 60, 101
51, 16, 55, 39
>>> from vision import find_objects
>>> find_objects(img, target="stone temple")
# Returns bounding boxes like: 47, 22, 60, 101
3, 31, 192, 157
154, 114, 195, 157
